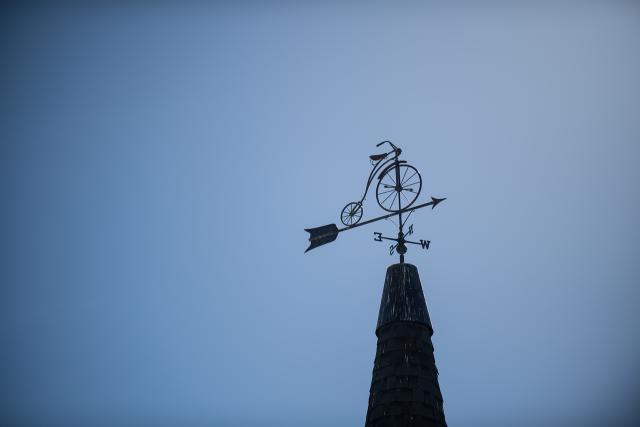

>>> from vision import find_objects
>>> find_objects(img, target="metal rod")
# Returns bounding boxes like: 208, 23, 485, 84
395, 160, 404, 263
338, 197, 445, 233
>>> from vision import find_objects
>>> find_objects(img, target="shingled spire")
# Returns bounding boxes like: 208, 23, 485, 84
365, 263, 447, 427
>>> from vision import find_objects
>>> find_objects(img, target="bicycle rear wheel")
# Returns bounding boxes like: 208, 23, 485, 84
340, 202, 363, 226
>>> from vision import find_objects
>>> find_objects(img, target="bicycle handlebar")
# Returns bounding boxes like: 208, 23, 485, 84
376, 140, 400, 153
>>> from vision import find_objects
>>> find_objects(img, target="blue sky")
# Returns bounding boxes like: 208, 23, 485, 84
2, 2, 639, 426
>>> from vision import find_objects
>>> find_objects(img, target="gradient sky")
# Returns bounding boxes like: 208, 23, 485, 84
2, 2, 639, 426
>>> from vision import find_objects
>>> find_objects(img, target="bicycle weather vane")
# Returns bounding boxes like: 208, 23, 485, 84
304, 140, 446, 263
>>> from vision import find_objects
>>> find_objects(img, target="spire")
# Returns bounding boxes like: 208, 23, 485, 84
365, 263, 447, 427
302, 141, 448, 425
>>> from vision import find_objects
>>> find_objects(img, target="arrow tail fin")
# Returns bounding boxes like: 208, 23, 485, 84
305, 224, 339, 252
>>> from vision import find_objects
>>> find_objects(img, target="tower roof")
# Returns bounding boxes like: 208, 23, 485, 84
376, 263, 433, 334
367, 263, 446, 426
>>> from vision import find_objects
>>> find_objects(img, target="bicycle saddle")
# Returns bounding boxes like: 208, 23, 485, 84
369, 153, 388, 161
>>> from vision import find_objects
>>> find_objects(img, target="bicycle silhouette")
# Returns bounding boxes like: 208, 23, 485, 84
340, 141, 423, 226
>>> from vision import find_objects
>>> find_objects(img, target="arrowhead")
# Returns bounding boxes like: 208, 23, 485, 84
431, 197, 446, 209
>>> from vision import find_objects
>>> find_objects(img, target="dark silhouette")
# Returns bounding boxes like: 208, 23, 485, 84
304, 140, 445, 262
366, 263, 447, 427
304, 141, 448, 425
304, 197, 445, 253
339, 140, 422, 227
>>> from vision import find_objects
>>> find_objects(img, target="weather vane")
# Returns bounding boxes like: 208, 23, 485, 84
304, 140, 445, 263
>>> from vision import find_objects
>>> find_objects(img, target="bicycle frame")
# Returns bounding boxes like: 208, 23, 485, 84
357, 148, 401, 204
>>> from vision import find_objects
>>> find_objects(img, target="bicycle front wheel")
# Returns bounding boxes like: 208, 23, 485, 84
376, 164, 422, 212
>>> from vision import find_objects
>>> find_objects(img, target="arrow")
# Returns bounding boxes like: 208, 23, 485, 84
305, 197, 445, 252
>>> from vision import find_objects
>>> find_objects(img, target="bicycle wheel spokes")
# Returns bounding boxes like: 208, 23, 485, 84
383, 172, 396, 188
340, 202, 363, 226
376, 164, 422, 212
